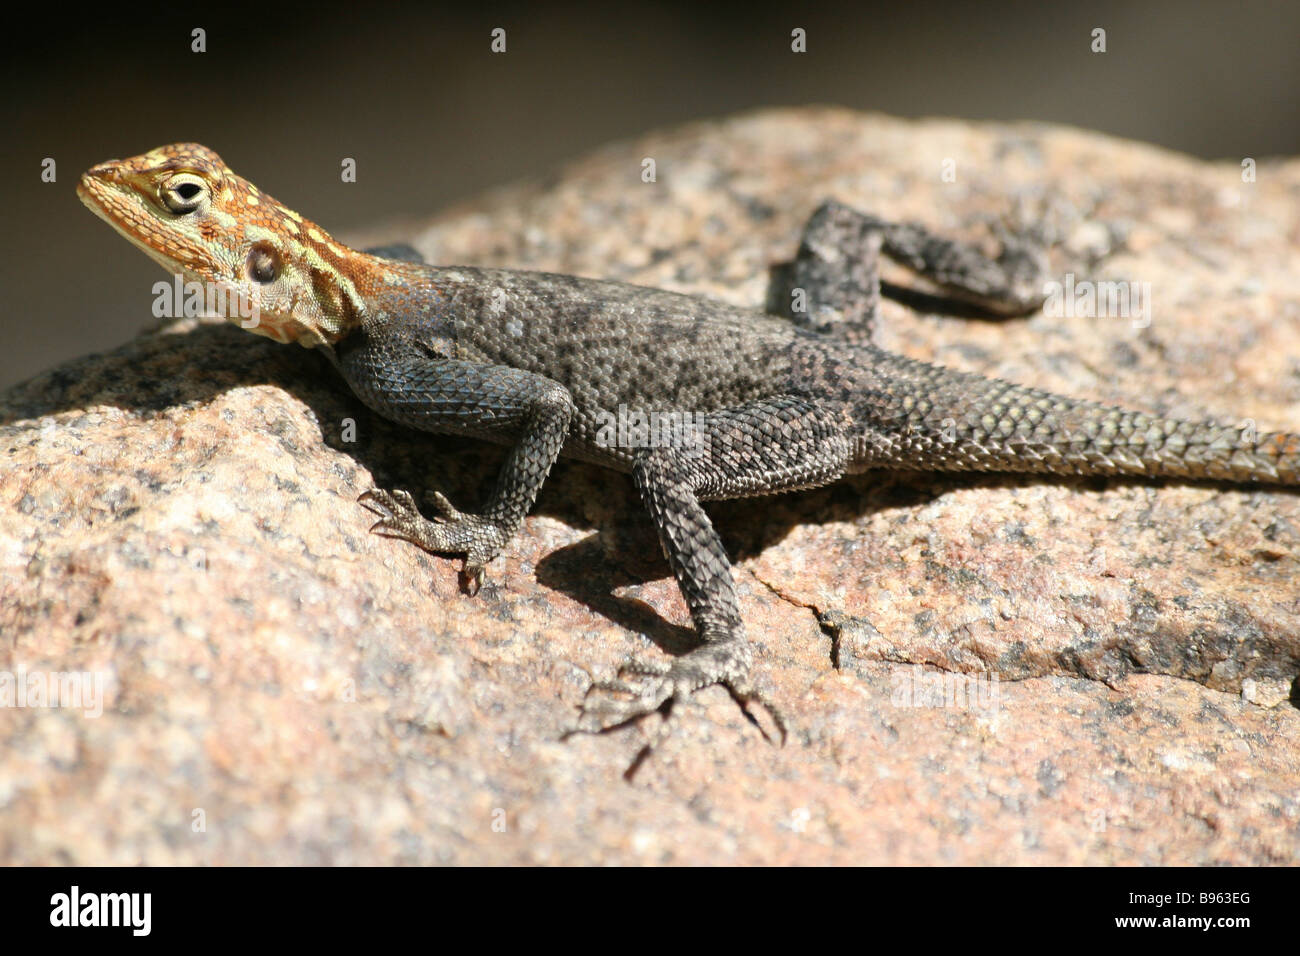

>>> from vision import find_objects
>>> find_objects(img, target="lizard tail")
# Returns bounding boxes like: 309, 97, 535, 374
856, 349, 1300, 484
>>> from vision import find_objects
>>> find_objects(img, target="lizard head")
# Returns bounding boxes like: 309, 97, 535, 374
78, 143, 370, 348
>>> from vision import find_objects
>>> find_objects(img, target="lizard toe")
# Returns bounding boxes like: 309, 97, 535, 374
724, 679, 789, 746
575, 675, 675, 734
428, 490, 467, 523
460, 561, 487, 596
575, 641, 785, 742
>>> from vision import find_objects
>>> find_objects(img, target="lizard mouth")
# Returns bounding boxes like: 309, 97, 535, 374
76, 166, 123, 227
77, 166, 210, 277
78, 166, 151, 248
76, 158, 135, 212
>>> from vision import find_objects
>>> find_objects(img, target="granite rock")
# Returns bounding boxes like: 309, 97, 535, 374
3, 108, 1299, 864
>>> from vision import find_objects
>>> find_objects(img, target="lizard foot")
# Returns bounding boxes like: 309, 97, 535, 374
573, 641, 787, 745
359, 487, 508, 594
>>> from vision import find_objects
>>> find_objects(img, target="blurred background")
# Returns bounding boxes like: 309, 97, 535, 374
4, 0, 1298, 388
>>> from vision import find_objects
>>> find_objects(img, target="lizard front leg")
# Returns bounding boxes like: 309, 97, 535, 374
577, 395, 851, 742
340, 349, 574, 592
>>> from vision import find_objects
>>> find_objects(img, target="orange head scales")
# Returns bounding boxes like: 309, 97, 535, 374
78, 143, 381, 348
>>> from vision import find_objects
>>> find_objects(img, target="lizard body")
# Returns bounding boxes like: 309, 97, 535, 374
79, 144, 1300, 739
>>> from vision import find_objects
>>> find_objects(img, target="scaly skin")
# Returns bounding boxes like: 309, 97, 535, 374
79, 144, 1300, 743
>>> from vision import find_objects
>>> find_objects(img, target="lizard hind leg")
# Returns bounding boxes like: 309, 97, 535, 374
575, 396, 852, 744
873, 207, 1051, 317
771, 199, 1052, 326
767, 199, 885, 346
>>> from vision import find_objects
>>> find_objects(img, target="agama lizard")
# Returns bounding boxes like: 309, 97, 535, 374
78, 143, 1300, 742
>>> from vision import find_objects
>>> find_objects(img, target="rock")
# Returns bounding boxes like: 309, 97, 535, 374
2, 108, 1299, 864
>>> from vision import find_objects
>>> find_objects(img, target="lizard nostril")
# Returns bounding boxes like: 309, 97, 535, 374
77, 168, 117, 203
84, 162, 121, 182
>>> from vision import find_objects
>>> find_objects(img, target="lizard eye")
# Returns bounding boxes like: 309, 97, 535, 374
246, 241, 280, 283
160, 174, 208, 215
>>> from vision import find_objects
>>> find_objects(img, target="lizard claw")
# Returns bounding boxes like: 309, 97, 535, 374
728, 680, 788, 746
573, 643, 788, 745
461, 561, 486, 596
358, 486, 509, 593
358, 487, 422, 535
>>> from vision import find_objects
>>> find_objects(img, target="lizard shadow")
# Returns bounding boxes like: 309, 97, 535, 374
527, 463, 1200, 658
2, 322, 332, 423
512, 462, 948, 657
877, 281, 1024, 321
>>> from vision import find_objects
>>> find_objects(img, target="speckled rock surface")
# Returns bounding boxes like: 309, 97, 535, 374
3, 108, 1299, 864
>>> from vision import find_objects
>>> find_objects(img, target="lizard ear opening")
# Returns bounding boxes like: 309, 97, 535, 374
246, 241, 280, 284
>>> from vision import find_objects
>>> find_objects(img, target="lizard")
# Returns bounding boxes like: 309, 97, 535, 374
78, 143, 1300, 743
